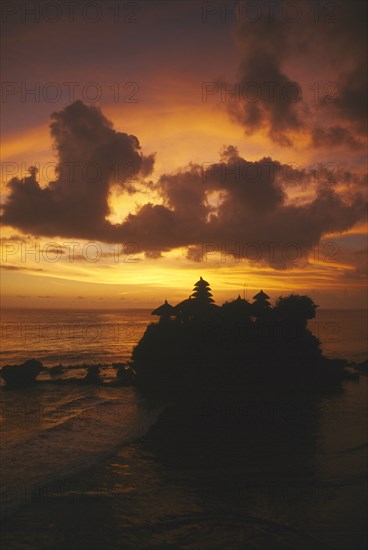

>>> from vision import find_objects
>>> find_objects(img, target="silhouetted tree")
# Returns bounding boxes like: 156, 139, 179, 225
274, 294, 318, 328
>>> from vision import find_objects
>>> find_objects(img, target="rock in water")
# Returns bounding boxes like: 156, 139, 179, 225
84, 365, 102, 384
1, 359, 44, 389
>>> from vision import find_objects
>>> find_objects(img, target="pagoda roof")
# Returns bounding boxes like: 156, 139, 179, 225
252, 290, 270, 300
193, 276, 210, 287
175, 297, 218, 313
151, 300, 175, 316
191, 289, 213, 297
174, 297, 194, 312
222, 295, 250, 310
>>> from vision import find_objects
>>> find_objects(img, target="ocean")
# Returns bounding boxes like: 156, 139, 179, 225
0, 308, 153, 369
0, 308, 367, 549
1, 308, 367, 369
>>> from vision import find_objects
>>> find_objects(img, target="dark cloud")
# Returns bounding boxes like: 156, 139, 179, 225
0, 235, 29, 243
229, 51, 305, 146
229, 0, 367, 147
99, 145, 366, 268
336, 61, 367, 135
1, 105, 366, 269
1, 100, 155, 239
0, 265, 44, 272
311, 126, 363, 150
333, 243, 368, 281
352, 248, 368, 278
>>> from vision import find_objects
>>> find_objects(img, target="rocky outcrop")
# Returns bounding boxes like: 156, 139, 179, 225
1, 359, 44, 388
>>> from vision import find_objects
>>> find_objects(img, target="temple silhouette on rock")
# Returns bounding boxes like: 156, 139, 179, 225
153, 277, 220, 324
1, 276, 363, 392
151, 278, 277, 324
132, 277, 353, 399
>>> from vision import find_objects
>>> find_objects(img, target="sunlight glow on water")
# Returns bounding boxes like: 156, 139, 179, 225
1, 308, 367, 367
0, 308, 152, 367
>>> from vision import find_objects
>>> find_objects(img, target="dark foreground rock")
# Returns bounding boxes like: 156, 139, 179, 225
1, 359, 44, 389
140, 360, 358, 468
142, 389, 324, 471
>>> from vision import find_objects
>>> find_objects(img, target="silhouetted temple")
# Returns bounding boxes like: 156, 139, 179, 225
253, 290, 269, 300
151, 299, 175, 322
222, 295, 251, 322
133, 277, 352, 399
251, 289, 272, 319
151, 278, 271, 324
171, 277, 220, 323
190, 277, 214, 303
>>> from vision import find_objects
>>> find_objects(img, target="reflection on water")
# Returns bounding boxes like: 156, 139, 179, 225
308, 309, 368, 363
1, 308, 367, 367
0, 308, 152, 367
1, 377, 367, 550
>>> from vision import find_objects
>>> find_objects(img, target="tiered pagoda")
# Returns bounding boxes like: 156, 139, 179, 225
150, 280, 276, 324
251, 289, 272, 319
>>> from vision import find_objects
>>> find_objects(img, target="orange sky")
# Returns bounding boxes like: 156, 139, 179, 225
1, 1, 367, 309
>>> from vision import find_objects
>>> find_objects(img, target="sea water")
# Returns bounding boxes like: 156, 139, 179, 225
0, 308, 367, 548
1, 308, 367, 368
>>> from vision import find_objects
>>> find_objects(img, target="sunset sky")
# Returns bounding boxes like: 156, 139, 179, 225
1, 0, 367, 309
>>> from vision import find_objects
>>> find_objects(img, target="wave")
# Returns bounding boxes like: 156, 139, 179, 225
0, 387, 162, 517
338, 442, 368, 454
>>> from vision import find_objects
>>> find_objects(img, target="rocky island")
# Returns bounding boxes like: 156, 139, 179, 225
133, 277, 356, 401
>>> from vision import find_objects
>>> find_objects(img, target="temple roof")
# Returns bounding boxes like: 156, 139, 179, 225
222, 295, 250, 310
253, 290, 270, 300
151, 300, 175, 316
193, 276, 210, 287
174, 297, 193, 312
175, 297, 219, 313
190, 290, 214, 299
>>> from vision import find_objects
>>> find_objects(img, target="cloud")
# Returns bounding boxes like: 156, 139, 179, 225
102, 145, 366, 268
228, 0, 367, 147
1, 105, 366, 269
0, 235, 29, 243
335, 61, 367, 135
1, 100, 155, 239
311, 126, 363, 150
0, 265, 44, 272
